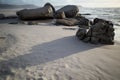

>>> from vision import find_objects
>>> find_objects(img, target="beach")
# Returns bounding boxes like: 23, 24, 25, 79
0, 8, 120, 80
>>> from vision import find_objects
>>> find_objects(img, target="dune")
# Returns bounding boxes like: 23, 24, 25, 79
0, 9, 120, 80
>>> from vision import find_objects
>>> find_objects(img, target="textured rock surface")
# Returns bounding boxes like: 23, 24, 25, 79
16, 3, 55, 20
76, 18, 115, 44
56, 5, 79, 18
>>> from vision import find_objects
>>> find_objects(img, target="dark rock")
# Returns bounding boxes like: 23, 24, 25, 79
55, 18, 79, 26
90, 37, 99, 44
75, 15, 90, 26
16, 3, 55, 20
56, 5, 79, 18
55, 11, 66, 19
76, 28, 87, 40
0, 14, 5, 19
76, 18, 115, 45
93, 18, 113, 26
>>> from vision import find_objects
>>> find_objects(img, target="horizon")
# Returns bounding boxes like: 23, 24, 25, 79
0, 0, 120, 8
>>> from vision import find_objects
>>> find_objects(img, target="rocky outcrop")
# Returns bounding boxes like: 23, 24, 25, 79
16, 3, 55, 20
56, 5, 79, 18
76, 18, 115, 45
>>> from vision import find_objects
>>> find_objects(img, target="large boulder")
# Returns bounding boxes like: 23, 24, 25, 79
55, 18, 79, 26
76, 18, 115, 45
16, 3, 55, 20
56, 5, 79, 18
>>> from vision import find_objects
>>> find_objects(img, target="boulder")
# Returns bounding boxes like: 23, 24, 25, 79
76, 18, 115, 45
55, 18, 79, 26
16, 3, 55, 20
55, 11, 66, 19
0, 14, 5, 19
56, 5, 79, 18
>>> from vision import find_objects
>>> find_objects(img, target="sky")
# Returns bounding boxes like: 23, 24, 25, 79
0, 0, 120, 7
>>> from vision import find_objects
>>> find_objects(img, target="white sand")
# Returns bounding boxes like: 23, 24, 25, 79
0, 9, 120, 80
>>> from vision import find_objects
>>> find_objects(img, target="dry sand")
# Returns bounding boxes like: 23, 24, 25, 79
0, 9, 120, 80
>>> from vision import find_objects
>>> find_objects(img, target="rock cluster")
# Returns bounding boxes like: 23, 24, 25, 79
76, 18, 115, 45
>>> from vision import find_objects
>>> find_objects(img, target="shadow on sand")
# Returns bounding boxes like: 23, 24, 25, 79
0, 36, 102, 76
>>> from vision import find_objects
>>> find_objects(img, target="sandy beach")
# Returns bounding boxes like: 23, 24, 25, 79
0, 8, 120, 80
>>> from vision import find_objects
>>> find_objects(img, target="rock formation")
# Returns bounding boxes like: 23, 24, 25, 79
76, 18, 115, 45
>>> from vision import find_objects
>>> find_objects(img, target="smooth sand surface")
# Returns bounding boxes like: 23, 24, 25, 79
0, 9, 120, 80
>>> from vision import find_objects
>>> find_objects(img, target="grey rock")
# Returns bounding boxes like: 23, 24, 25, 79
16, 3, 55, 20
56, 5, 79, 18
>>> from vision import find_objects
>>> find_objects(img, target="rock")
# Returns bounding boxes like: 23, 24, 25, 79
75, 15, 90, 26
0, 14, 5, 19
56, 5, 79, 18
76, 28, 87, 40
55, 11, 66, 19
93, 18, 113, 25
16, 3, 55, 20
44, 2, 55, 13
76, 18, 115, 45
55, 18, 79, 26
90, 37, 99, 44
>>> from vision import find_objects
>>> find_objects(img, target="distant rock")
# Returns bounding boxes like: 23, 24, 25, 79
56, 5, 79, 18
